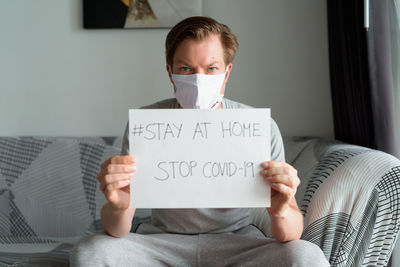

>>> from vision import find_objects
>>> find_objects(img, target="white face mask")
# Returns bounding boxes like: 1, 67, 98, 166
172, 70, 227, 109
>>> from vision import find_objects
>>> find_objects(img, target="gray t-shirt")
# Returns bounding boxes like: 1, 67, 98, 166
121, 98, 285, 234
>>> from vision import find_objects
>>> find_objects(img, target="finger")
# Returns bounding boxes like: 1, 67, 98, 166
260, 162, 297, 177
97, 165, 135, 183
260, 167, 289, 177
104, 180, 131, 196
263, 174, 300, 188
261, 160, 292, 169
96, 170, 105, 182
101, 155, 136, 169
261, 160, 286, 169
105, 173, 134, 184
270, 183, 296, 201
100, 173, 134, 192
110, 155, 136, 165
106, 164, 136, 174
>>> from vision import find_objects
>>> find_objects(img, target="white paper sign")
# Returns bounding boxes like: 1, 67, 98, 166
129, 108, 271, 208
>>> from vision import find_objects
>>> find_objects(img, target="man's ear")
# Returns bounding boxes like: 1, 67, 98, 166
166, 64, 177, 93
166, 64, 174, 84
224, 63, 233, 83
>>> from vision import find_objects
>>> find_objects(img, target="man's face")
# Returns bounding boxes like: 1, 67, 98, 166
167, 34, 232, 97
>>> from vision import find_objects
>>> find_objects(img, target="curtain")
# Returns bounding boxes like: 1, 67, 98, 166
389, 0, 400, 158
327, 0, 375, 149
327, 0, 399, 159
389, 3, 400, 265
367, 0, 399, 158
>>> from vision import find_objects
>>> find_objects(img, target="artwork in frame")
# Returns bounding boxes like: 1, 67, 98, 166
83, 0, 202, 29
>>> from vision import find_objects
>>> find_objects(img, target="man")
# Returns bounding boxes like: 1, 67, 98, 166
71, 16, 329, 266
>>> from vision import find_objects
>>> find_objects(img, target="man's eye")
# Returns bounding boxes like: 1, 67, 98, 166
208, 67, 217, 71
181, 67, 190, 71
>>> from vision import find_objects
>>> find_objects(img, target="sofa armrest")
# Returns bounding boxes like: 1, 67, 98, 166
298, 141, 400, 266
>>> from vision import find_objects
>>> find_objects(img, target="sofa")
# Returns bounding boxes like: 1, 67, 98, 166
0, 136, 399, 266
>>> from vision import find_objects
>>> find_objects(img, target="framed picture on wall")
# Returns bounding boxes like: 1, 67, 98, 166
83, 0, 202, 29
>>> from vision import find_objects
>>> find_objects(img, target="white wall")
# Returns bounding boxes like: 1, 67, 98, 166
0, 0, 333, 137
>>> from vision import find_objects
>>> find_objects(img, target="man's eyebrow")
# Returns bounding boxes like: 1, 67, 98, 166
173, 60, 222, 67
207, 60, 221, 66
174, 59, 191, 66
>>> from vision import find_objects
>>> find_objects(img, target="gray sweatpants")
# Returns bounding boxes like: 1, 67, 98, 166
70, 224, 329, 266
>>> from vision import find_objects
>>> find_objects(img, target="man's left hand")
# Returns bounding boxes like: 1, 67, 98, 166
260, 161, 300, 217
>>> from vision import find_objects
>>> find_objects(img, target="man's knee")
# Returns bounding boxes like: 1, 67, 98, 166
70, 234, 127, 266
282, 240, 329, 267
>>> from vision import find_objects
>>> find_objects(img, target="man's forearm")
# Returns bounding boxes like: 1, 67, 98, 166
269, 204, 303, 242
101, 202, 136, 238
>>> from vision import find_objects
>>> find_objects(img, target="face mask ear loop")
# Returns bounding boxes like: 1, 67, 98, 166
223, 65, 229, 79
169, 64, 178, 92
212, 68, 228, 109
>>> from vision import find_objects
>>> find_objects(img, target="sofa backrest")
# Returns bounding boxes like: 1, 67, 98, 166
0, 137, 122, 243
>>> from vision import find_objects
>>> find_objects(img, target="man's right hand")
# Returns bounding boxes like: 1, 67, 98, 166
97, 155, 136, 211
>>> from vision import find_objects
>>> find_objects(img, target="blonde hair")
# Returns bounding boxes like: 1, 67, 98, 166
165, 16, 238, 66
